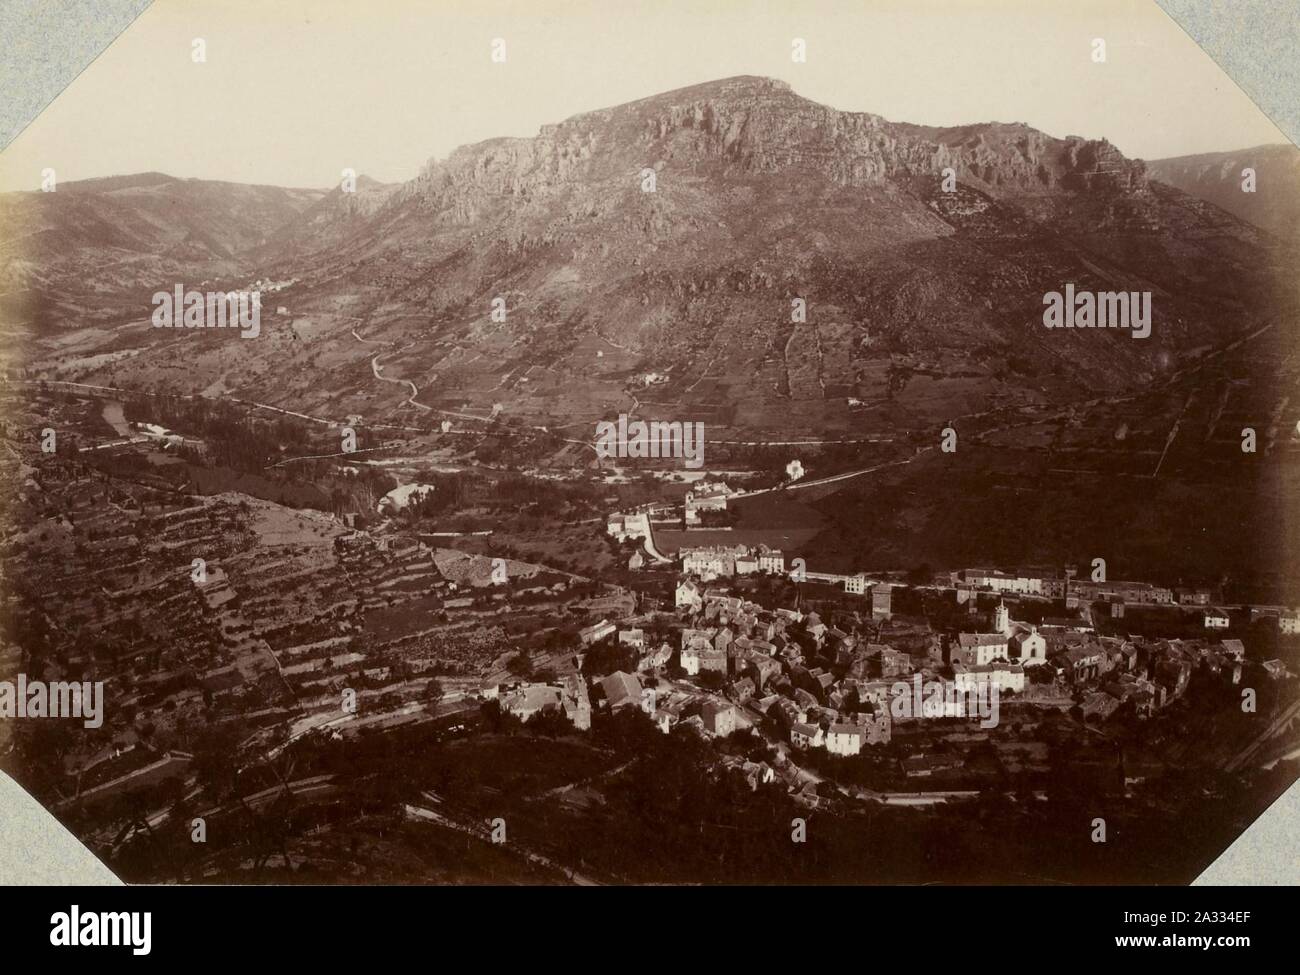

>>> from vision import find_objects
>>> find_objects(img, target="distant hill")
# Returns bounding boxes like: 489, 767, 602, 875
0, 175, 325, 327
1146, 143, 1300, 242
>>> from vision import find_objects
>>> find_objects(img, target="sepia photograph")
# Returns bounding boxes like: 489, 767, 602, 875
0, 0, 1298, 948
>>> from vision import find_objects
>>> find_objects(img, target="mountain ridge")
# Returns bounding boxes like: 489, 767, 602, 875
3, 76, 1294, 439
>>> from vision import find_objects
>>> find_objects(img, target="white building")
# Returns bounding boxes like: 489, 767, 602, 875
676, 580, 703, 612
1204, 608, 1231, 630
499, 678, 591, 730
1009, 627, 1047, 664
679, 630, 715, 676
957, 632, 1010, 666
965, 570, 1044, 596
682, 550, 730, 580
618, 628, 646, 650
684, 481, 733, 526
758, 548, 785, 575
825, 724, 864, 757
680, 645, 701, 676
791, 722, 824, 750
607, 510, 651, 542
953, 661, 1024, 695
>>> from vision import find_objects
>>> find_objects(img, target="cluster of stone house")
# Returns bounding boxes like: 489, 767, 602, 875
552, 578, 905, 763
491, 649, 745, 742
1049, 630, 1273, 718
954, 568, 1300, 640
933, 567, 1296, 640
683, 481, 736, 526
949, 602, 1043, 694
666, 587, 926, 758
676, 547, 894, 616
651, 574, 1296, 780
678, 544, 786, 582
944, 598, 1241, 715
1200, 605, 1300, 632
955, 567, 1213, 609
602, 665, 740, 737
605, 509, 651, 543
943, 586, 1299, 722
788, 708, 891, 757
495, 674, 592, 730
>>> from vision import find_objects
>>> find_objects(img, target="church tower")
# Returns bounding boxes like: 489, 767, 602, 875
993, 600, 1011, 636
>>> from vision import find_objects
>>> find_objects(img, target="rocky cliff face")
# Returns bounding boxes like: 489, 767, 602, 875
392, 76, 1148, 217
266, 77, 1267, 354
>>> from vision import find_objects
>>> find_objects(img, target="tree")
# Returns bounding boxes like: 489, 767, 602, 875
906, 563, 934, 586
424, 677, 444, 712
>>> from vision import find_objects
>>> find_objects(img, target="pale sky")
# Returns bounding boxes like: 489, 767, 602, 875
0, 0, 1290, 192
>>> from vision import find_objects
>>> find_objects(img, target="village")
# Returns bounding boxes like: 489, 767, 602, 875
487, 529, 1300, 798
2, 387, 1298, 880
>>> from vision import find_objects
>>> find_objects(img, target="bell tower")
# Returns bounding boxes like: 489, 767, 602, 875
993, 600, 1010, 636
